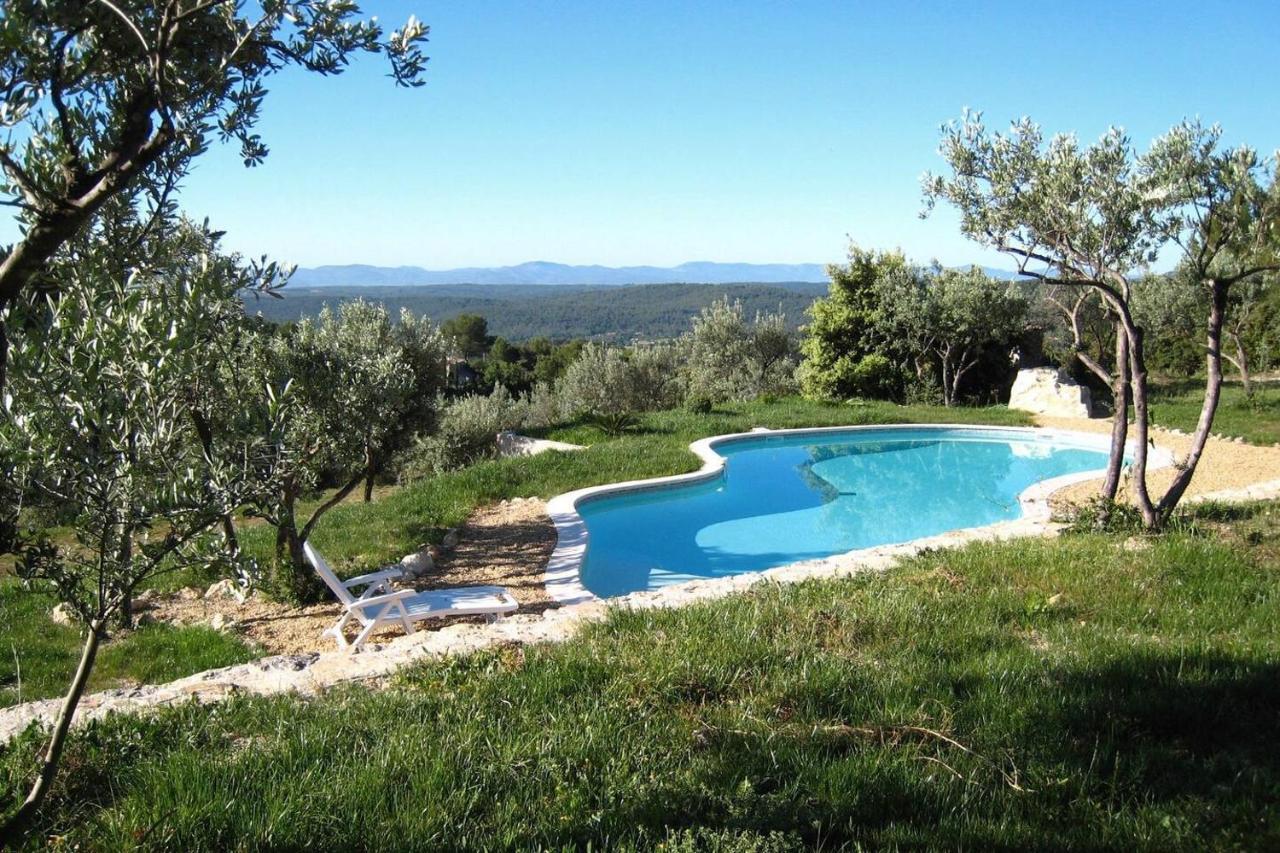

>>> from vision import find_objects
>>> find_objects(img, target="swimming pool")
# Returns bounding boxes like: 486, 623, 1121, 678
549, 426, 1118, 600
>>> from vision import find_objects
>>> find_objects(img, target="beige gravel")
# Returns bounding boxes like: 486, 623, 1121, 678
146, 497, 559, 656
1035, 415, 1280, 509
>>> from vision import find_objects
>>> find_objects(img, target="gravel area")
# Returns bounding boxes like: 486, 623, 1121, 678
1035, 415, 1280, 509
145, 497, 559, 656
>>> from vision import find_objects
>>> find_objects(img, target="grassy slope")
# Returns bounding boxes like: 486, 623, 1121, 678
2, 399, 1027, 709
4, 503, 1278, 849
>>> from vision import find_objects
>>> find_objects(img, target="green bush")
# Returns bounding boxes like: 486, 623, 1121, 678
397, 387, 526, 479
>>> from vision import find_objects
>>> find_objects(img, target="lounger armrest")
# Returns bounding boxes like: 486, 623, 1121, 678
349, 589, 416, 611
344, 568, 404, 590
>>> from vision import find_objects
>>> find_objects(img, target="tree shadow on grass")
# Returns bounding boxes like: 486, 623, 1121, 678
609, 650, 1280, 851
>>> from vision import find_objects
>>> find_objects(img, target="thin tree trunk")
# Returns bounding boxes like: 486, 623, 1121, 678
1156, 282, 1229, 522
363, 444, 375, 503
1100, 328, 1130, 502
3, 620, 105, 839
1120, 316, 1160, 528
1226, 331, 1253, 399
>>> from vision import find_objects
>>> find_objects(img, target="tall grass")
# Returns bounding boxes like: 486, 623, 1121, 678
4, 502, 1279, 849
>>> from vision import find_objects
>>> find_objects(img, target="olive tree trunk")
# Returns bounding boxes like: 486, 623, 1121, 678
1100, 328, 1131, 502
1154, 282, 1229, 522
3, 619, 105, 839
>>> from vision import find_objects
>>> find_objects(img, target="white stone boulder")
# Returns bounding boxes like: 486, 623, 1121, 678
208, 613, 239, 633
399, 549, 434, 578
1008, 368, 1094, 419
204, 578, 247, 603
50, 602, 77, 626
496, 432, 586, 458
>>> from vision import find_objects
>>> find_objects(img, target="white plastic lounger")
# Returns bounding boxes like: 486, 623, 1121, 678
304, 541, 518, 652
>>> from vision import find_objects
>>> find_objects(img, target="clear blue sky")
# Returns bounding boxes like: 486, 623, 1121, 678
46, 1, 1280, 269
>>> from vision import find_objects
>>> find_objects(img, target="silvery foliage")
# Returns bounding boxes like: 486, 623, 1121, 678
1, 216, 284, 625
0, 0, 430, 395
682, 297, 796, 403
557, 342, 679, 434
239, 300, 446, 590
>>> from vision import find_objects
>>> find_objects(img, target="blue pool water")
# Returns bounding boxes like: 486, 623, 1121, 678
577, 427, 1110, 598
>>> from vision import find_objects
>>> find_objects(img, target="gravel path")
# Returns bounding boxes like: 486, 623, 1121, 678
1034, 414, 1280, 509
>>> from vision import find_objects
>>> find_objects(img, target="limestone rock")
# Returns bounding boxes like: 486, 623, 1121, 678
176, 587, 202, 601
208, 613, 239, 633
441, 529, 460, 551
50, 602, 77, 626
496, 431, 586, 458
204, 579, 246, 602
1008, 368, 1093, 418
400, 549, 434, 577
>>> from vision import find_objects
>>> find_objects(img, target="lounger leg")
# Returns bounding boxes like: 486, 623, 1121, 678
397, 602, 416, 635
351, 608, 388, 652
326, 613, 352, 650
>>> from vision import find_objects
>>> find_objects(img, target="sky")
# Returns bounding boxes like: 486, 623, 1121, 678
15, 0, 1280, 270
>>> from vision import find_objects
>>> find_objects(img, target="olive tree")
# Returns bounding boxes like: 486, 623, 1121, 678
924, 113, 1279, 526
0, 0, 429, 394
239, 302, 443, 600
557, 342, 668, 434
0, 220, 279, 835
876, 266, 1027, 407
682, 297, 796, 403
1139, 123, 1279, 516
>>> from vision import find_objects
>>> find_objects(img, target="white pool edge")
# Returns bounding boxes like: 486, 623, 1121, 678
544, 423, 1176, 605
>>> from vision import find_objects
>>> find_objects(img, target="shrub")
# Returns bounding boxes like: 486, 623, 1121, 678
683, 297, 798, 403
557, 343, 659, 434
398, 387, 525, 479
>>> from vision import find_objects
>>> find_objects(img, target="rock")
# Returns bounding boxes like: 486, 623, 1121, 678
50, 602, 77, 626
441, 529, 460, 551
496, 431, 586, 458
400, 549, 434, 577
176, 587, 202, 601
1008, 368, 1093, 419
135, 589, 156, 604
208, 613, 239, 633
135, 613, 157, 627
204, 579, 246, 602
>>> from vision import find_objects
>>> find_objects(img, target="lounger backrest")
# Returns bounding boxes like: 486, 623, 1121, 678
303, 541, 355, 606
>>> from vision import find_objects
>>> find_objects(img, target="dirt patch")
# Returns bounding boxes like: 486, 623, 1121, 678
143, 497, 560, 656
1036, 415, 1280, 511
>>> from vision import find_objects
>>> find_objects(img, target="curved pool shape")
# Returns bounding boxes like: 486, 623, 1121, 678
573, 426, 1113, 599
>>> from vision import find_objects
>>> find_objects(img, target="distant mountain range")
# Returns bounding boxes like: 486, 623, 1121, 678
289, 261, 833, 287
288, 260, 1021, 288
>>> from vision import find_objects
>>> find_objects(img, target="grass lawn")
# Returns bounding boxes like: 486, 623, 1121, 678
1, 399, 1027, 710
1148, 378, 1280, 446
0, 581, 260, 709
3, 501, 1278, 849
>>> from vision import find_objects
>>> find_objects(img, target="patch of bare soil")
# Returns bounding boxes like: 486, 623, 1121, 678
1035, 415, 1280, 511
144, 497, 560, 656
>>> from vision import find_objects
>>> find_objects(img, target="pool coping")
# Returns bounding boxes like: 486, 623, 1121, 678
544, 423, 1176, 605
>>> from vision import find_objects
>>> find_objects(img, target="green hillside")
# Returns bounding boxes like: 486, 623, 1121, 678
245, 281, 829, 341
